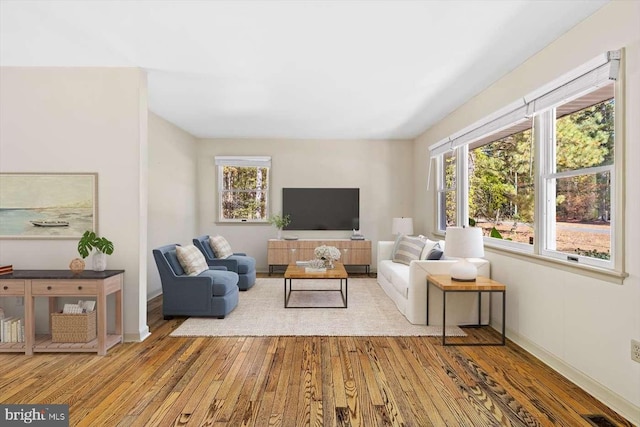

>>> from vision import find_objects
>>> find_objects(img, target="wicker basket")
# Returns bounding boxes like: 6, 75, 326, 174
51, 310, 97, 343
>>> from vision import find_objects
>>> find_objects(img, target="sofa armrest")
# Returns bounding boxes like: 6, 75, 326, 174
205, 258, 239, 273
233, 252, 247, 256
161, 277, 215, 312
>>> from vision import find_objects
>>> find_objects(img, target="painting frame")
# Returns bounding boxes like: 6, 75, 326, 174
0, 173, 98, 240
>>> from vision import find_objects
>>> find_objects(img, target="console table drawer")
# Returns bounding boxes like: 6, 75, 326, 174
32, 281, 98, 295
0, 280, 26, 295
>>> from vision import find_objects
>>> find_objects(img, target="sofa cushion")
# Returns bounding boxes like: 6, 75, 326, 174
209, 235, 233, 259
392, 235, 426, 265
378, 260, 410, 299
176, 245, 208, 276
426, 243, 444, 260
197, 236, 216, 259
390, 233, 405, 259
197, 270, 239, 296
164, 249, 185, 276
420, 239, 439, 259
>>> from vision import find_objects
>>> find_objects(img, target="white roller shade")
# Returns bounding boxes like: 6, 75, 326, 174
526, 60, 617, 115
215, 156, 271, 168
427, 50, 620, 157
429, 139, 452, 157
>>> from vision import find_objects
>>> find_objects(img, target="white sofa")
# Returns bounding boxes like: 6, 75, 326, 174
377, 240, 490, 325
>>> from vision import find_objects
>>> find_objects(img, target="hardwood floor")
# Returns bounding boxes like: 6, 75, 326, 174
0, 293, 632, 426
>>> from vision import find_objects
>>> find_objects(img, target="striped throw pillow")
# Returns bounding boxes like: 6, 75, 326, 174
175, 245, 208, 276
209, 235, 233, 259
392, 235, 426, 265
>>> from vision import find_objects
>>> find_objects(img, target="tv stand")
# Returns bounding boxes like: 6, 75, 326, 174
267, 239, 371, 275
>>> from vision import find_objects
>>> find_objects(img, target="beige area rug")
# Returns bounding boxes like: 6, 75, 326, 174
170, 277, 466, 337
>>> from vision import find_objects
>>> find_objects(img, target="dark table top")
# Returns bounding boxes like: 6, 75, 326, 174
0, 270, 124, 280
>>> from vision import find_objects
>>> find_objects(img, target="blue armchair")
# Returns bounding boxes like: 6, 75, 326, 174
153, 244, 239, 319
193, 235, 257, 291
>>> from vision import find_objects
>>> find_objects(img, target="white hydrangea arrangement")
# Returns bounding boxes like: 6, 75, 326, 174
314, 245, 341, 261
307, 259, 326, 269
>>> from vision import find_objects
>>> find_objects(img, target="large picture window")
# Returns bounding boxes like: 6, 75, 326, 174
430, 51, 622, 273
216, 156, 271, 222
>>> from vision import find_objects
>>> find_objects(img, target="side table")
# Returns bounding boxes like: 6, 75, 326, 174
426, 275, 506, 346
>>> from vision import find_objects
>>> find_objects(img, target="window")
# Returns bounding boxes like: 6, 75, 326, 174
541, 84, 615, 266
429, 51, 622, 272
216, 156, 271, 222
436, 150, 456, 233
468, 120, 535, 246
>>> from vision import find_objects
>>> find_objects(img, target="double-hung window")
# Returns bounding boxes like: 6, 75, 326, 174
429, 50, 622, 273
540, 83, 615, 267
216, 156, 271, 222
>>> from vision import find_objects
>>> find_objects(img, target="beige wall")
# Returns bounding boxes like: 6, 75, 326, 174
196, 138, 414, 271
147, 112, 199, 298
0, 67, 150, 342
414, 1, 640, 422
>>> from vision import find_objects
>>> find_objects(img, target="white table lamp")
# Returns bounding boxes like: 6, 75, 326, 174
444, 226, 485, 281
392, 217, 414, 236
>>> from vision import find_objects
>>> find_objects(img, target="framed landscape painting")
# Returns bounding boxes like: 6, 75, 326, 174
0, 173, 98, 239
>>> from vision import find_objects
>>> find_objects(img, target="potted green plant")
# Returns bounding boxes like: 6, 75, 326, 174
78, 230, 114, 272
268, 214, 291, 240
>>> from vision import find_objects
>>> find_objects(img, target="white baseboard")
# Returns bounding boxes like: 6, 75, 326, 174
124, 326, 151, 343
505, 326, 639, 426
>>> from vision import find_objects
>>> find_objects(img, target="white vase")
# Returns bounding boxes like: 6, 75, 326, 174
277, 229, 282, 240
92, 251, 107, 272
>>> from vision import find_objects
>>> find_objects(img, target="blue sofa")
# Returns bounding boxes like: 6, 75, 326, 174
193, 235, 257, 291
153, 244, 239, 319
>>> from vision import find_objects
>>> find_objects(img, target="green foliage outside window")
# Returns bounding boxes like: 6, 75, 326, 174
465, 97, 614, 259
220, 166, 269, 220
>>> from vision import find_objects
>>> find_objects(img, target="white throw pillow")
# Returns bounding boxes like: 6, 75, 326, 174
176, 245, 208, 276
209, 235, 233, 259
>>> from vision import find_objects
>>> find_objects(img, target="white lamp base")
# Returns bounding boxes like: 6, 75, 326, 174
450, 258, 478, 282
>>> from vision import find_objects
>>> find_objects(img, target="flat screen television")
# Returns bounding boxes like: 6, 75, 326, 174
282, 188, 359, 231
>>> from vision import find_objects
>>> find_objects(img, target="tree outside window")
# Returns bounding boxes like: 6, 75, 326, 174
468, 124, 534, 245
432, 53, 621, 271
437, 152, 456, 232
549, 88, 614, 260
216, 156, 270, 222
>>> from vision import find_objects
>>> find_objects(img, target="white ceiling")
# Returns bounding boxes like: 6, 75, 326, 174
0, 0, 608, 140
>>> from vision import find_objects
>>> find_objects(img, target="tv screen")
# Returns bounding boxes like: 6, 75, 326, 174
283, 188, 359, 231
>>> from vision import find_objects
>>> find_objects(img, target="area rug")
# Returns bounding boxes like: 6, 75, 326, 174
170, 277, 466, 337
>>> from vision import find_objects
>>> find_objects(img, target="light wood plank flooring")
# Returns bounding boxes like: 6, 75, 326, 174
0, 291, 633, 426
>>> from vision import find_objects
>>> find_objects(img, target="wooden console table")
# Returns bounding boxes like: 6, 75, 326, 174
0, 270, 124, 355
267, 239, 371, 275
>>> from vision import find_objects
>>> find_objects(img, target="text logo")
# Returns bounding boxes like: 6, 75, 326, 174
1, 405, 69, 426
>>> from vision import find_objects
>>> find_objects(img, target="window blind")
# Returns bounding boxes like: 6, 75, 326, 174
429, 50, 620, 158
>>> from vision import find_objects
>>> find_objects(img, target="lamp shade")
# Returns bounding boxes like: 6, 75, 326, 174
444, 226, 485, 281
444, 226, 484, 258
392, 217, 414, 235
